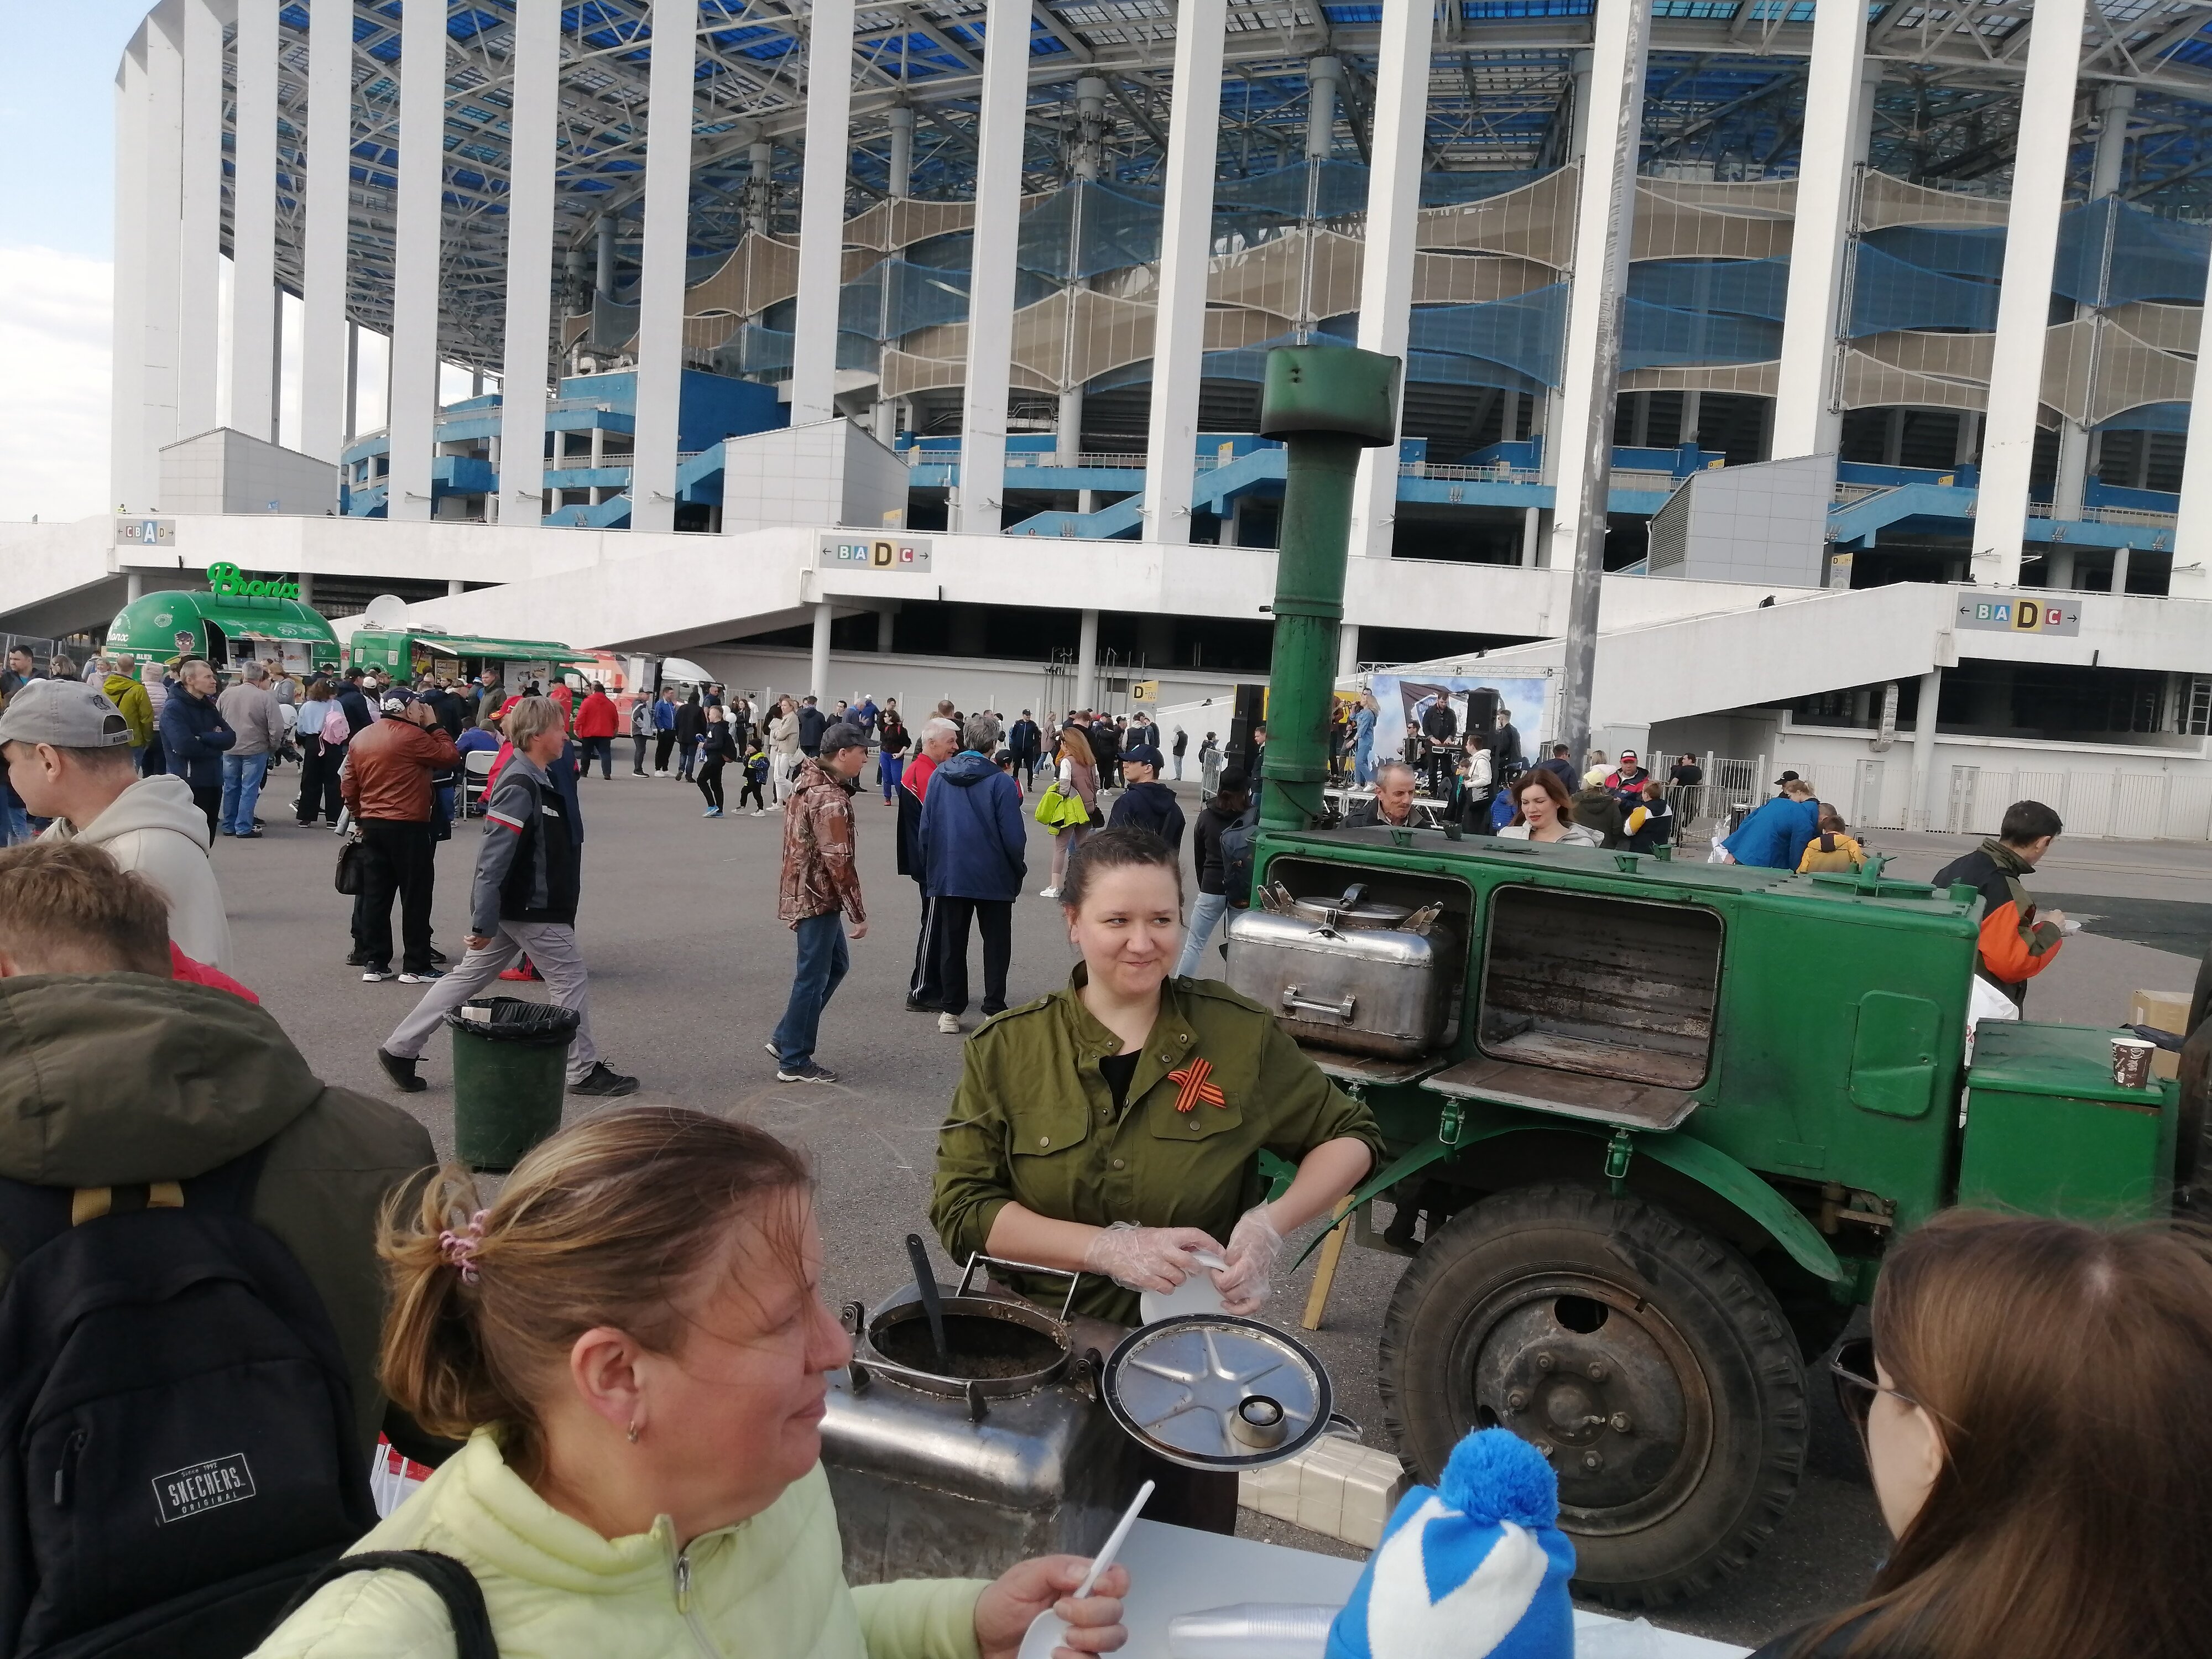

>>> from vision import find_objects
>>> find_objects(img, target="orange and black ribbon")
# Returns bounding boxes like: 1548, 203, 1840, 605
1168, 1055, 1227, 1113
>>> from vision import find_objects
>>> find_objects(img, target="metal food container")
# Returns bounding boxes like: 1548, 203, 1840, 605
1224, 908, 1448, 1058
819, 1257, 1152, 1584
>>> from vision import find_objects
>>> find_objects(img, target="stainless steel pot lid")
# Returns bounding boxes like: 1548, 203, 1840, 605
1100, 1315, 1335, 1470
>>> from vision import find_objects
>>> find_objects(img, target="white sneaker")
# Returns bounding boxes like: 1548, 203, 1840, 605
1038, 886, 1060, 899
937, 1013, 962, 1034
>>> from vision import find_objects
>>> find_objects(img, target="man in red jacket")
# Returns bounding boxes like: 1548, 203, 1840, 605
573, 684, 620, 780
341, 689, 461, 984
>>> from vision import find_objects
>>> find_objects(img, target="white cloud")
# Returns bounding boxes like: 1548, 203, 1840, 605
0, 244, 112, 523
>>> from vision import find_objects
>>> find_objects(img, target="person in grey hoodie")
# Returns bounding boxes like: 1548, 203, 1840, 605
0, 679, 235, 971
216, 660, 281, 838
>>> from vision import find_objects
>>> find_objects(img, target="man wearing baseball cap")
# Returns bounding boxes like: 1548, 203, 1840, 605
0, 679, 234, 970
771, 721, 869, 1083
1104, 743, 1185, 853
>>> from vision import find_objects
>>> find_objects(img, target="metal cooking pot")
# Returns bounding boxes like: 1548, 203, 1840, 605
1261, 880, 1440, 935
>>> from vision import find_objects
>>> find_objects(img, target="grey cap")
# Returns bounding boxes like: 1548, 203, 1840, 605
818, 720, 868, 754
0, 680, 133, 749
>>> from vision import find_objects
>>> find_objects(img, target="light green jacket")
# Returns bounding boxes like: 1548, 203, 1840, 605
252, 1432, 987, 1659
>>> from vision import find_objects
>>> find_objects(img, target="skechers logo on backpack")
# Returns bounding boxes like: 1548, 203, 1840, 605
152, 1453, 257, 1523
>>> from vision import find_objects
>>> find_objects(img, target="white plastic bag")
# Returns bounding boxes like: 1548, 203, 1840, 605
1963, 975, 2020, 1063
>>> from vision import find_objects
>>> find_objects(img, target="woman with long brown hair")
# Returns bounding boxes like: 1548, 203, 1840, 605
1037, 721, 1098, 899
255, 1108, 1128, 1659
1494, 766, 1599, 846
1751, 1211, 2212, 1659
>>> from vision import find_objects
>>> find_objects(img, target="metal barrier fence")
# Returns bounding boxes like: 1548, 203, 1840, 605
1746, 753, 2212, 843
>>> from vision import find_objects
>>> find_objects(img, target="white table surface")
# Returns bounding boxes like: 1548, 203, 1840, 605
1114, 1519, 1751, 1659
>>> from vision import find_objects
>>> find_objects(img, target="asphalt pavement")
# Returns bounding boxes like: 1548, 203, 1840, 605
203, 765, 2205, 1648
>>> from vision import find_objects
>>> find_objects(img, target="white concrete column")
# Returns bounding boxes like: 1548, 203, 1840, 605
597, 212, 619, 296
2054, 84, 2136, 521
1057, 77, 1109, 471
300, 0, 354, 465
388, 0, 450, 523
791, 0, 855, 426
1521, 505, 1541, 566
877, 609, 896, 651
2174, 306, 2212, 597
229, 0, 281, 443
1306, 56, 1339, 161
1337, 626, 1359, 676
1547, 0, 1650, 571
1911, 666, 1943, 831
630, 0, 699, 534
145, 12, 184, 473
448, 579, 466, 597
887, 105, 915, 196
810, 602, 834, 696
496, 0, 560, 528
956, 0, 1030, 536
112, 32, 154, 512
1074, 607, 1099, 713
1141, 0, 1227, 546
1346, 0, 1434, 561
1974, 0, 2086, 585
179, 0, 223, 437
1772, 15, 1876, 460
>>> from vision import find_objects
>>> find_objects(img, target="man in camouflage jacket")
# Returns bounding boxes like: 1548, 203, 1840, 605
772, 723, 870, 1082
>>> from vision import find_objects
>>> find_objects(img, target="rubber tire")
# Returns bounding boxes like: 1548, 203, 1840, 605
1378, 1182, 1808, 1608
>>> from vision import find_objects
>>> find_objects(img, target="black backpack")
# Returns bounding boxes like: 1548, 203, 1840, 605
1219, 801, 1263, 911
0, 1147, 379, 1659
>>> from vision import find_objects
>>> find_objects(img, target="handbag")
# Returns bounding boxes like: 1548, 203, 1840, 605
334, 836, 366, 895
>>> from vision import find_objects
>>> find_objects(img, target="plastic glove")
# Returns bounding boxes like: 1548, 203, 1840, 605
1212, 1207, 1285, 1316
1082, 1221, 1228, 1295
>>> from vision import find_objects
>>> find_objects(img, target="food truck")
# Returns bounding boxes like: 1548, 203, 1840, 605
105, 576, 342, 677
345, 628, 592, 692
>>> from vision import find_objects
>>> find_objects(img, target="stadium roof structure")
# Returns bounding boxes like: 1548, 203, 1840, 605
238, 1, 2212, 369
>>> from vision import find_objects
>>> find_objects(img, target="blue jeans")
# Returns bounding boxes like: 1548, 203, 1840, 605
880, 753, 904, 801
219, 752, 270, 836
1354, 740, 1375, 786
0, 778, 27, 847
773, 910, 851, 1068
1177, 891, 1229, 979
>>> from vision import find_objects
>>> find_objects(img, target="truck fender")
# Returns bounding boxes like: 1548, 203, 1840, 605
1632, 1134, 1846, 1285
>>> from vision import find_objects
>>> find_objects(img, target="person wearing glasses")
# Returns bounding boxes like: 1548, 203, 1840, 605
1749, 1211, 2212, 1659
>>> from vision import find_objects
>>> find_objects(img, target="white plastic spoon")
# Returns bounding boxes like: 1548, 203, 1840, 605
1014, 1479, 1155, 1659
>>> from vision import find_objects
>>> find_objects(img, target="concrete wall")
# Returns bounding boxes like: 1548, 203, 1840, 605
1670, 453, 1835, 588
682, 643, 1249, 722
158, 427, 338, 517
718, 418, 906, 535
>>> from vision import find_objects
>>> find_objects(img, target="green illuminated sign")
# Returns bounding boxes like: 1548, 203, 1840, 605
206, 561, 301, 601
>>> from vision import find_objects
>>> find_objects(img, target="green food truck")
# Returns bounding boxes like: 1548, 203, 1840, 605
345, 628, 592, 690
1225, 343, 2199, 1610
105, 585, 342, 676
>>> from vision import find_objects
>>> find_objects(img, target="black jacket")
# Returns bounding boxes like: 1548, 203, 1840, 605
1107, 780, 1186, 853
1191, 802, 1240, 895
1087, 722, 1121, 767
1008, 719, 1040, 758
698, 723, 739, 765
673, 701, 707, 742
797, 705, 828, 753
1420, 700, 1458, 742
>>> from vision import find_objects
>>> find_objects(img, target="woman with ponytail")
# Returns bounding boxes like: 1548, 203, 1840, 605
255, 1107, 1129, 1659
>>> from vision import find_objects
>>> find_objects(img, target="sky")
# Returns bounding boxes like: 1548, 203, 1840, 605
0, 1, 151, 523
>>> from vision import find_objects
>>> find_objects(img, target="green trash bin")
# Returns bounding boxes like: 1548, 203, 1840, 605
448, 997, 581, 1172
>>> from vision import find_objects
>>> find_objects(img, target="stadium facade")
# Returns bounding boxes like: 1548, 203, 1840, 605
12, 0, 2212, 837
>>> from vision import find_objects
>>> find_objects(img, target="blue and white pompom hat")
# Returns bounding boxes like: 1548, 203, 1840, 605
1324, 1429, 1575, 1659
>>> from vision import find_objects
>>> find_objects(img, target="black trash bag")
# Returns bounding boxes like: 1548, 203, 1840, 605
444, 996, 581, 1044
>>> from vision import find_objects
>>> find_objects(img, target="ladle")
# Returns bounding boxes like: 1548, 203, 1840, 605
905, 1233, 951, 1371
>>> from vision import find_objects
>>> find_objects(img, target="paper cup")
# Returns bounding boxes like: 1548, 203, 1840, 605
2111, 1036, 2157, 1089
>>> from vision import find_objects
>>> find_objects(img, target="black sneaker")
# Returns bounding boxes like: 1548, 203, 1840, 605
346, 951, 370, 966
377, 1048, 427, 1093
904, 997, 939, 1014
429, 947, 448, 964
777, 1061, 839, 1084
570, 1061, 640, 1097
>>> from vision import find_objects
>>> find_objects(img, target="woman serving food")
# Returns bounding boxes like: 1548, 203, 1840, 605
931, 827, 1381, 1333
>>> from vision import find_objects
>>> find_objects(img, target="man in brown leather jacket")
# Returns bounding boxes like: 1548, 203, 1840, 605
341, 689, 460, 983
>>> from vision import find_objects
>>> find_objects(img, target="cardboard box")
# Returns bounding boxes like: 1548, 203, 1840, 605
2128, 989, 2192, 1081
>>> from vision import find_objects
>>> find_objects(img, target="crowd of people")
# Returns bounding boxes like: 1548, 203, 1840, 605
0, 641, 2202, 1659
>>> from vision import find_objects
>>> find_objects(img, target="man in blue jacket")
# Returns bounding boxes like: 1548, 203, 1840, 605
158, 657, 236, 836
1722, 775, 1820, 868
917, 713, 1025, 1035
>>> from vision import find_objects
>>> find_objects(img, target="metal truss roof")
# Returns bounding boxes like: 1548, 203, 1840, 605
220, 0, 2212, 368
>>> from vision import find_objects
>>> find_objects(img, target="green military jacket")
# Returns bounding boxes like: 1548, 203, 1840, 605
930, 968, 1385, 1323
